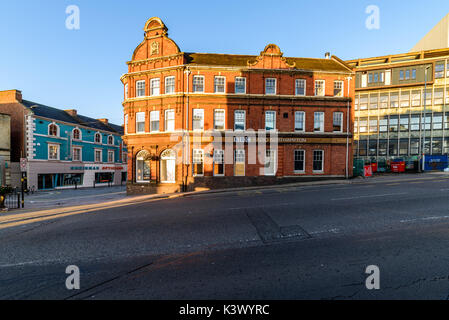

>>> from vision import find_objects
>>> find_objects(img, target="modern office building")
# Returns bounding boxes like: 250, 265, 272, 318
0, 90, 128, 190
122, 17, 355, 194
346, 14, 449, 165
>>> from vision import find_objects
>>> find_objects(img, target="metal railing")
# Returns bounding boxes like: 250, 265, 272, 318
3, 188, 21, 210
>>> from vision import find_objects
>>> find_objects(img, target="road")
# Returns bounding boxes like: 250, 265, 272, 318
2, 173, 449, 300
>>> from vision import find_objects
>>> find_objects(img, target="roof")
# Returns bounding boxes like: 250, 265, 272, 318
184, 53, 352, 72
21, 100, 123, 135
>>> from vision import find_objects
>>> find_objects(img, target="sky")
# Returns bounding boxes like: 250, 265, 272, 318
1, 0, 449, 125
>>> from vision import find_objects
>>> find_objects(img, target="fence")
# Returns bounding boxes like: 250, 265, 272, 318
3, 188, 22, 209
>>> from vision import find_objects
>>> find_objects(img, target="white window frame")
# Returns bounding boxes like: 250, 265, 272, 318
314, 112, 325, 132
124, 114, 129, 135
48, 143, 60, 160
214, 76, 226, 93
234, 149, 246, 176
235, 77, 246, 94
294, 149, 305, 174
107, 135, 114, 145
165, 109, 175, 132
150, 78, 160, 96
94, 132, 102, 144
192, 109, 204, 131
234, 110, 246, 131
264, 149, 277, 176
136, 112, 146, 134
192, 149, 204, 177
265, 111, 276, 131
295, 79, 306, 96
334, 81, 344, 97
265, 78, 277, 95
48, 123, 59, 137
72, 128, 81, 140
125, 83, 129, 99
295, 111, 305, 132
165, 76, 175, 94
136, 80, 146, 97
213, 149, 225, 177
315, 80, 325, 96
313, 150, 324, 173
214, 109, 225, 131
72, 146, 82, 162
150, 111, 160, 132
193, 75, 205, 93
108, 150, 114, 163
333, 112, 343, 133
95, 149, 103, 163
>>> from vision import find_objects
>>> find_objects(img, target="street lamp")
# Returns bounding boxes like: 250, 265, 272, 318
421, 65, 431, 173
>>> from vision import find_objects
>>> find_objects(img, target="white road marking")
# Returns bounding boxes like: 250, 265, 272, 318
331, 192, 407, 201
400, 216, 449, 223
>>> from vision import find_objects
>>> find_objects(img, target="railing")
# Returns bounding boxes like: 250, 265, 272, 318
2, 188, 22, 210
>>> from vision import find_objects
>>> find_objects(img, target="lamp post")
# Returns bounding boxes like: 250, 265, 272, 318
421, 66, 431, 172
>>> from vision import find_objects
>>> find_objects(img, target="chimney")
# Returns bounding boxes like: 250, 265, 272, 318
0, 89, 22, 103
98, 118, 109, 125
65, 109, 77, 117
325, 52, 331, 59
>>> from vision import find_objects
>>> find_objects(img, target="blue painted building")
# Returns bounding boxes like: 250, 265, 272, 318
0, 90, 127, 190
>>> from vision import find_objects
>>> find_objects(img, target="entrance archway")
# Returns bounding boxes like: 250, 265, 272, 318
136, 150, 151, 183
160, 149, 176, 183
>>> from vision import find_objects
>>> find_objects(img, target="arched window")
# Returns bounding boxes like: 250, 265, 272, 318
94, 132, 101, 143
160, 149, 176, 183
108, 135, 114, 145
73, 128, 81, 140
48, 124, 59, 137
136, 150, 151, 183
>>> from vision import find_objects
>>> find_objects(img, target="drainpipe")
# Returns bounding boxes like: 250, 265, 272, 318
184, 68, 191, 191
346, 76, 353, 179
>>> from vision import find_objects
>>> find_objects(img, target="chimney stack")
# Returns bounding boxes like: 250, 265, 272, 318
0, 89, 22, 103
98, 118, 109, 124
65, 109, 77, 117
325, 52, 331, 59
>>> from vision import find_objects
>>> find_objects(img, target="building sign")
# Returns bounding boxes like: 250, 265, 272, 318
101, 166, 124, 171
20, 158, 27, 172
70, 166, 100, 171
227, 137, 347, 144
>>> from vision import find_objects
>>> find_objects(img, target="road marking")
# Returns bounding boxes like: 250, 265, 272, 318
331, 192, 407, 201
400, 216, 449, 223
28, 191, 126, 203
386, 183, 401, 186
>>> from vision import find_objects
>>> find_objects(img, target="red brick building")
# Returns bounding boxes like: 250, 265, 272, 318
122, 17, 355, 194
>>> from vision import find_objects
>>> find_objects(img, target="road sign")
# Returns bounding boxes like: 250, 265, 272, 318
20, 158, 27, 172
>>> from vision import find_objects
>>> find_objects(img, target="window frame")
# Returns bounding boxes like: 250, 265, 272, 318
135, 112, 146, 134
265, 78, 277, 95
295, 79, 306, 96
294, 111, 305, 132
313, 150, 324, 173
333, 112, 343, 133
192, 75, 205, 93
95, 149, 103, 163
136, 80, 146, 97
214, 109, 226, 131
150, 78, 161, 96
72, 146, 82, 162
192, 109, 204, 131
48, 143, 60, 160
214, 76, 226, 94
334, 81, 344, 97
165, 109, 175, 132
235, 77, 246, 94
314, 112, 325, 132
108, 150, 115, 163
213, 149, 225, 177
234, 110, 246, 131
150, 111, 160, 133
294, 149, 305, 174
265, 111, 276, 131
192, 149, 204, 177
164, 76, 175, 94
315, 80, 325, 96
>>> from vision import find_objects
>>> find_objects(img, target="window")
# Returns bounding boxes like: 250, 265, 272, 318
295, 111, 305, 132
165, 109, 175, 132
165, 76, 175, 94
108, 150, 114, 163
108, 135, 114, 145
264, 150, 276, 176
234, 110, 246, 131
390, 92, 399, 108
48, 144, 59, 160
379, 118, 388, 132
405, 70, 410, 80
95, 149, 102, 163
314, 112, 324, 132
368, 73, 373, 83
334, 81, 344, 97
295, 79, 306, 96
49, 124, 58, 137
72, 128, 81, 140
313, 150, 324, 172
433, 113, 443, 130
389, 116, 399, 132
400, 91, 410, 108
369, 119, 378, 133
136, 80, 145, 97
434, 89, 444, 105
265, 111, 276, 131
374, 73, 379, 83
333, 112, 343, 132
136, 150, 151, 183
94, 132, 102, 143
411, 115, 420, 131
150, 111, 160, 132
235, 77, 246, 94
125, 84, 129, 99
124, 114, 128, 135
234, 149, 245, 176
400, 116, 409, 132
412, 91, 421, 106
192, 149, 204, 176
150, 78, 160, 96
399, 70, 404, 81
294, 150, 305, 173
213, 150, 224, 176
359, 95, 368, 110
214, 76, 226, 93
412, 69, 417, 80
72, 147, 81, 161
136, 112, 146, 133
435, 62, 445, 79
214, 109, 225, 130
193, 109, 204, 130
265, 78, 276, 95
193, 76, 204, 93
359, 119, 368, 133
95, 172, 114, 184
370, 95, 378, 109
315, 80, 325, 96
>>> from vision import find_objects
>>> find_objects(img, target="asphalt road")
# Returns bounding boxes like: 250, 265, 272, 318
2, 173, 449, 300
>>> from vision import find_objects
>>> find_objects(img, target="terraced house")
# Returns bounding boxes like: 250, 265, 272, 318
0, 90, 127, 190
122, 17, 355, 194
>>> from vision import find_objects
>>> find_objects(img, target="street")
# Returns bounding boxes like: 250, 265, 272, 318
2, 173, 449, 299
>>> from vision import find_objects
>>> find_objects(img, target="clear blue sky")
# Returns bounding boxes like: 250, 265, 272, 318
1, 0, 448, 125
